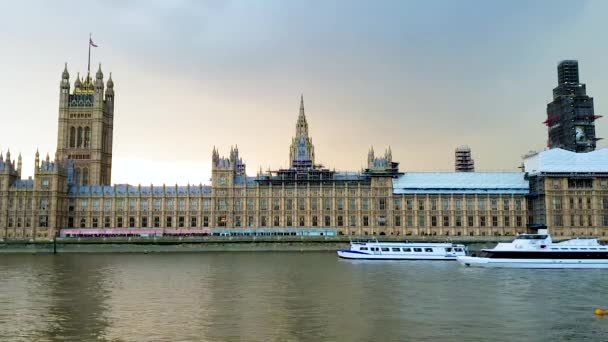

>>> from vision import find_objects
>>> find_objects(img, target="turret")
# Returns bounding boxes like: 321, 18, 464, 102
17, 153, 22, 177
95, 63, 104, 93
35, 149, 40, 170
74, 72, 82, 89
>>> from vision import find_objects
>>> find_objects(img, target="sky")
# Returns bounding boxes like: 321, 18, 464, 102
1, 0, 607, 185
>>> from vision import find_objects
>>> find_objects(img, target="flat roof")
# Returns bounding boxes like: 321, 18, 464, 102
393, 172, 528, 195
524, 148, 608, 175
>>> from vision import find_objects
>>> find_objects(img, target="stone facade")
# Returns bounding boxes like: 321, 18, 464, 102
1, 64, 607, 241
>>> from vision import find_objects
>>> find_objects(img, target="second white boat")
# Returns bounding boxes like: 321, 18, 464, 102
337, 239, 467, 260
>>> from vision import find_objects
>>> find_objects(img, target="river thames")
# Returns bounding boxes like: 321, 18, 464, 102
1, 252, 607, 341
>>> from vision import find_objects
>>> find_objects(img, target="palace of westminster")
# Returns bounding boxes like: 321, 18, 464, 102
1, 60, 608, 240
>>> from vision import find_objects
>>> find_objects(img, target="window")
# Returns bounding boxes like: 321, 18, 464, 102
516, 216, 522, 227
69, 126, 76, 148
129, 217, 136, 228
324, 198, 332, 210
381, 247, 389, 252
179, 199, 186, 211
442, 198, 449, 211
395, 215, 401, 227
406, 215, 413, 227
260, 199, 268, 211
480, 216, 486, 227
414, 248, 422, 252
312, 216, 318, 227
443, 216, 449, 227
418, 200, 425, 211
79, 217, 86, 228
394, 197, 401, 210
154, 216, 160, 228
299, 216, 305, 226
324, 215, 331, 226
235, 216, 241, 227
492, 216, 498, 227
104, 217, 111, 228
203, 216, 209, 227
204, 199, 212, 211
431, 216, 437, 227
504, 216, 510, 227
286, 199, 293, 211
491, 199, 498, 211
455, 216, 462, 227
142, 217, 148, 228
503, 199, 510, 211
391, 247, 400, 252
418, 215, 425, 227
431, 199, 438, 210
350, 216, 357, 227
190, 216, 197, 227
166, 216, 172, 227
362, 199, 369, 210
363, 216, 369, 227
425, 248, 433, 252
402, 248, 411, 252
190, 199, 199, 211
349, 198, 357, 210
217, 199, 227, 211
552, 198, 562, 210
337, 216, 344, 226
298, 199, 306, 211
406, 199, 413, 210
479, 199, 487, 211
274, 216, 280, 227
178, 216, 185, 227
378, 198, 386, 210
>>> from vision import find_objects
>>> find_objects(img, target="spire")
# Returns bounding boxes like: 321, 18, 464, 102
6, 149, 10, 162
45, 152, 50, 163
299, 94, 305, 116
107, 72, 114, 88
96, 63, 103, 80
62, 62, 69, 80
35, 149, 40, 169
74, 72, 81, 88
17, 153, 22, 176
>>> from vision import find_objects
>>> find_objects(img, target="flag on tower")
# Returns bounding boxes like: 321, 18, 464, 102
89, 37, 98, 48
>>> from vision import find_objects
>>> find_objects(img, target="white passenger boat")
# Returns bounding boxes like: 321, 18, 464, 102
458, 229, 608, 269
337, 239, 467, 260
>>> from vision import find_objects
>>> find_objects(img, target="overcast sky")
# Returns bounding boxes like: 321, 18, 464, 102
1, 0, 607, 184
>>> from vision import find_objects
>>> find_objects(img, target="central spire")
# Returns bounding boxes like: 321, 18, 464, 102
296, 94, 308, 138
290, 94, 315, 169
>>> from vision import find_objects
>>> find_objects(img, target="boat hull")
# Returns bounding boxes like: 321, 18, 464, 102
337, 250, 458, 260
457, 256, 608, 269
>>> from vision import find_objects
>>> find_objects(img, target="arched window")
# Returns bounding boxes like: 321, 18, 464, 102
84, 127, 91, 148
74, 168, 81, 186
82, 167, 89, 186
77, 127, 83, 148
69, 127, 76, 148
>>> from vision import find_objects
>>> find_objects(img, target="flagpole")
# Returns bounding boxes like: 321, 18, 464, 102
87, 33, 91, 77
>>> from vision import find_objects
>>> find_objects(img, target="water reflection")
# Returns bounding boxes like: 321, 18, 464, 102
1, 253, 608, 341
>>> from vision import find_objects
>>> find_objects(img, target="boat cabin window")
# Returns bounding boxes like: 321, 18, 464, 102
381, 247, 389, 252
360, 247, 368, 251
516, 234, 548, 240
559, 248, 568, 250
414, 248, 422, 252
391, 247, 400, 252
402, 248, 411, 252
424, 248, 433, 252
454, 248, 463, 252
551, 248, 559, 250
590, 248, 597, 250
445, 248, 452, 252
571, 248, 578, 250
580, 248, 588, 250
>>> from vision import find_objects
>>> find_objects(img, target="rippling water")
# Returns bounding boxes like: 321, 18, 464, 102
1, 252, 607, 341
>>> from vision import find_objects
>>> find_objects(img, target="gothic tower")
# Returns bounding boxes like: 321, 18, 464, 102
289, 95, 315, 169
56, 63, 114, 185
